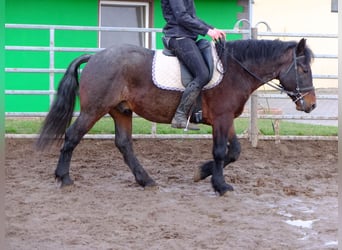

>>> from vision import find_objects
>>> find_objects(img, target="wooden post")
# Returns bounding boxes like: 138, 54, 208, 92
250, 27, 259, 147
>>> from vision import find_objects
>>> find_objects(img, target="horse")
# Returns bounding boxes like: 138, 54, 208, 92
36, 38, 316, 196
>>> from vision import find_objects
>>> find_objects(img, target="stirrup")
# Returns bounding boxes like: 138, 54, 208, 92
171, 116, 200, 131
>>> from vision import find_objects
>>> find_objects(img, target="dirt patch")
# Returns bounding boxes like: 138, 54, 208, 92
5, 138, 338, 249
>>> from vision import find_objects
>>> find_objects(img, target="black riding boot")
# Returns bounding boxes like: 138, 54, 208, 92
171, 83, 201, 130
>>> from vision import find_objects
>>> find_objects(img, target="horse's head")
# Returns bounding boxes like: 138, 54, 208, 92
278, 38, 316, 113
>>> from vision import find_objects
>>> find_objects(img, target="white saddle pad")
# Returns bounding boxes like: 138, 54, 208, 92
152, 42, 224, 92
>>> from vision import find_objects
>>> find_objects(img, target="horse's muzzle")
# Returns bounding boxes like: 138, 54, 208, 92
295, 92, 316, 113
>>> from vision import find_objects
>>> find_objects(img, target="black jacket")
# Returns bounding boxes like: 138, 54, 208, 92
161, 0, 213, 40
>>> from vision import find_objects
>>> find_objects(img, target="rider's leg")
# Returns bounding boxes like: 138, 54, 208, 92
168, 37, 210, 130
172, 81, 201, 129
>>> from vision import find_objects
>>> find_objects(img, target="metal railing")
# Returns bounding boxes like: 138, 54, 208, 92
4, 23, 338, 143
247, 26, 338, 145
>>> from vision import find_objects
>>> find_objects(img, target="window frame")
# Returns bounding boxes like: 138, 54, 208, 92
98, 0, 153, 48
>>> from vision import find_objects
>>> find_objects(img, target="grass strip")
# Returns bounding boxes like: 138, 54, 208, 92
5, 117, 338, 136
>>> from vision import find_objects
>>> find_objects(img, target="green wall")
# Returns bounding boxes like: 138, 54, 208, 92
154, 0, 243, 48
5, 0, 243, 113
5, 0, 98, 112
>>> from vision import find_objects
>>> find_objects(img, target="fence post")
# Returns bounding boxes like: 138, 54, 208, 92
250, 27, 259, 147
151, 31, 158, 137
49, 28, 55, 107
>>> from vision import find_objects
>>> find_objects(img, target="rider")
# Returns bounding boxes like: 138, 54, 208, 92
161, 0, 225, 130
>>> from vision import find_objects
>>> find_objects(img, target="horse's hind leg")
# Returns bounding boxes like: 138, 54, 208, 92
110, 110, 156, 188
55, 112, 100, 186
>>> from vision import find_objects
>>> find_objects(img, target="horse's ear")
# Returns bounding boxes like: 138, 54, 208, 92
296, 38, 306, 55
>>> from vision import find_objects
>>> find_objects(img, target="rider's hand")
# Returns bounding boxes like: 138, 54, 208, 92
207, 28, 226, 41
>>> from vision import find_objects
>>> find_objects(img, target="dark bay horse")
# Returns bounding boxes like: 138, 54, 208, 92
37, 38, 316, 196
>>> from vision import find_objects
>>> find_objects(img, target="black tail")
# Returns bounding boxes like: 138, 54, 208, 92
36, 54, 92, 150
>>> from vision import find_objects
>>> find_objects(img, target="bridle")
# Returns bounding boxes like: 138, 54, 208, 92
275, 49, 315, 106
216, 41, 315, 107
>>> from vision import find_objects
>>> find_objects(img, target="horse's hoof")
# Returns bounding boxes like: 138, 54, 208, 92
193, 166, 202, 182
62, 179, 74, 187
212, 181, 234, 196
220, 190, 235, 197
144, 180, 159, 191
143, 179, 157, 188
144, 185, 159, 191
55, 175, 74, 188
218, 184, 234, 196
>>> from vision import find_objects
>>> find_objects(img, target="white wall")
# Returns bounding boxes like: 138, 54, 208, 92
252, 0, 338, 89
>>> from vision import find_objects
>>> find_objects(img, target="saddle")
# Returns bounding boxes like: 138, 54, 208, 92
162, 38, 214, 88
153, 39, 223, 123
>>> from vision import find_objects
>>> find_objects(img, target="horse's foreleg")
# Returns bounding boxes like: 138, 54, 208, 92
55, 113, 98, 187
111, 111, 156, 188
194, 134, 240, 182
211, 122, 234, 195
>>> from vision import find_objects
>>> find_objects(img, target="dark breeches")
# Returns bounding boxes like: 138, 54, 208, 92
168, 37, 210, 89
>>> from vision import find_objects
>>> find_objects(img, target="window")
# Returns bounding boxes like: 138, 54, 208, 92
331, 0, 338, 12
99, 1, 150, 48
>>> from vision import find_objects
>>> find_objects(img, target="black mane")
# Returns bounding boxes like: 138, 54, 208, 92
224, 39, 314, 65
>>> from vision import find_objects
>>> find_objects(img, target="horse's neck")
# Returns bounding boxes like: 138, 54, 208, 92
250, 48, 294, 85
228, 43, 292, 87
254, 60, 281, 79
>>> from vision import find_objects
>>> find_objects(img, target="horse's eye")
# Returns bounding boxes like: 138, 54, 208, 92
298, 63, 309, 73
301, 67, 309, 73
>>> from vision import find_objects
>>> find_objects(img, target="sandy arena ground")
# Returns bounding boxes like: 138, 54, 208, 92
5, 138, 338, 249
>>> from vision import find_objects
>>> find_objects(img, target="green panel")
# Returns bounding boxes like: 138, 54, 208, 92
5, 0, 98, 25
5, 51, 50, 68
5, 0, 98, 112
6, 95, 51, 112
153, 0, 164, 49
195, 0, 243, 26
6, 29, 50, 46
153, 0, 243, 49
5, 73, 50, 90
